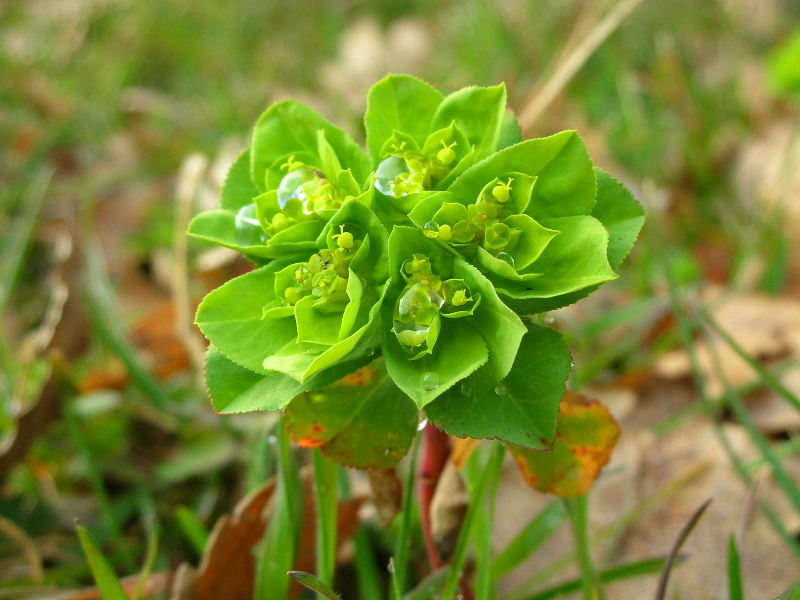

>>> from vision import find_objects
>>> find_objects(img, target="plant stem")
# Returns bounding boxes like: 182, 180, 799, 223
313, 449, 339, 587
564, 494, 605, 600
419, 421, 451, 569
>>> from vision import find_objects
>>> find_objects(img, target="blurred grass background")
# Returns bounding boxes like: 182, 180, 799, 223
2, 0, 800, 598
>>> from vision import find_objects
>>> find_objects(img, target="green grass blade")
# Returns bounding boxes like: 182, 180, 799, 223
75, 522, 131, 600
403, 566, 451, 600
525, 555, 677, 600
475, 443, 506, 600
654, 499, 712, 600
778, 577, 800, 599
254, 426, 300, 600
175, 505, 209, 556
728, 535, 744, 600
288, 571, 343, 600
492, 500, 567, 578
83, 237, 170, 409
132, 508, 159, 600
0, 167, 52, 315
440, 443, 506, 600
313, 449, 339, 587
391, 432, 422, 600
354, 527, 384, 600
564, 494, 605, 600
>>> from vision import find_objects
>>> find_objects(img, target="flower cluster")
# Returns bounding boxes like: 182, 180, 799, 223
191, 74, 643, 434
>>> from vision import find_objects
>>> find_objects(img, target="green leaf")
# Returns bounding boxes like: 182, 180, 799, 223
75, 523, 131, 600
221, 149, 259, 211
448, 131, 597, 219
188, 209, 316, 259
425, 323, 570, 447
498, 109, 523, 149
431, 83, 507, 158
250, 100, 370, 191
204, 346, 372, 414
288, 571, 343, 600
451, 259, 526, 381
592, 169, 644, 269
284, 362, 418, 469
365, 74, 444, 162
508, 391, 620, 497
196, 262, 299, 375
728, 535, 744, 600
495, 215, 618, 301
383, 309, 488, 409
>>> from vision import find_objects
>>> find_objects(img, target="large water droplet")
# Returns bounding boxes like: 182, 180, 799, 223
277, 167, 316, 209
421, 372, 439, 391
374, 156, 408, 197
234, 203, 266, 245
496, 252, 515, 267
494, 384, 508, 396
393, 321, 430, 349
423, 221, 440, 238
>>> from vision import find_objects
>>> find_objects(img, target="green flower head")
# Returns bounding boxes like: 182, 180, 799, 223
188, 100, 370, 260
196, 201, 388, 384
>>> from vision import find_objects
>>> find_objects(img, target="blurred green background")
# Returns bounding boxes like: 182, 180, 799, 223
2, 0, 800, 598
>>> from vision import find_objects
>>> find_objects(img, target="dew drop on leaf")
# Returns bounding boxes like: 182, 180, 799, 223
494, 384, 507, 396
234, 203, 266, 245
374, 156, 408, 197
496, 251, 515, 267
421, 372, 439, 391
423, 221, 440, 238
277, 167, 315, 208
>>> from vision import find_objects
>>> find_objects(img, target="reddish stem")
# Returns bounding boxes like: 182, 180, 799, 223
418, 422, 475, 600
419, 421, 450, 569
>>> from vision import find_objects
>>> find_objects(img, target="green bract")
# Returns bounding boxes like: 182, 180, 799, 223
193, 74, 644, 467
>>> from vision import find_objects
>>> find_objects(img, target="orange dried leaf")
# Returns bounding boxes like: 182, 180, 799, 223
508, 391, 620, 498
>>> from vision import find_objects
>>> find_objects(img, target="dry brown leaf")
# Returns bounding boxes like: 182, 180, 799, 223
655, 290, 800, 395
430, 460, 469, 562
366, 468, 403, 526
172, 470, 365, 600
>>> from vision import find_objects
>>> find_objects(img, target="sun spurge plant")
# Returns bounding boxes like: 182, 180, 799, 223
190, 74, 643, 472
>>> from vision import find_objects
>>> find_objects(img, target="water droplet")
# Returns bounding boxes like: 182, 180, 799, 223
496, 252, 515, 267
417, 418, 428, 432
544, 315, 555, 325
459, 380, 472, 396
366, 347, 375, 357
374, 156, 424, 197
387, 560, 395, 574
421, 372, 439, 391
494, 384, 507, 396
374, 156, 407, 197
423, 221, 440, 238
393, 321, 430, 348
266, 435, 278, 445
234, 203, 266, 245
277, 167, 316, 209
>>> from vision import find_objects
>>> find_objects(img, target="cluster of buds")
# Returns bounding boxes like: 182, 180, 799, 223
423, 176, 523, 265
282, 225, 360, 306
374, 134, 461, 199
392, 253, 477, 357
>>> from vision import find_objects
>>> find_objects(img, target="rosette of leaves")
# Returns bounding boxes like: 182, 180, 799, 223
363, 74, 519, 222
188, 100, 371, 260
197, 200, 390, 414
408, 130, 644, 313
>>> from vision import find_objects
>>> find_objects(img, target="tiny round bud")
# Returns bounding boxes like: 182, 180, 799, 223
492, 184, 510, 203
437, 147, 456, 165
271, 213, 289, 231
284, 287, 301, 304
337, 231, 354, 249
438, 224, 452, 242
